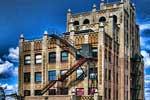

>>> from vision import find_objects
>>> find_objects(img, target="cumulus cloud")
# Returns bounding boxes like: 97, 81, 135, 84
141, 50, 150, 68
140, 23, 150, 30
0, 83, 18, 94
0, 47, 19, 79
8, 47, 19, 63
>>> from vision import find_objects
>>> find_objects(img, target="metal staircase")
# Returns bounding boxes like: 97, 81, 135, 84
39, 34, 87, 95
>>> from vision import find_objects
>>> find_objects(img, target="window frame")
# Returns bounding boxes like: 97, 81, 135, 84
24, 55, 31, 65
49, 52, 56, 63
35, 54, 42, 65
24, 72, 30, 83
24, 90, 30, 96
61, 51, 68, 62
76, 68, 84, 80
48, 70, 56, 81
35, 72, 42, 83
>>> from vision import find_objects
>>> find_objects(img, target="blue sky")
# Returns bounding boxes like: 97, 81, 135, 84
0, 0, 149, 99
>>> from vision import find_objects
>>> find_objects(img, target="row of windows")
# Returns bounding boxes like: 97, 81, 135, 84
24, 51, 68, 65
73, 15, 117, 26
24, 88, 97, 96
24, 68, 97, 83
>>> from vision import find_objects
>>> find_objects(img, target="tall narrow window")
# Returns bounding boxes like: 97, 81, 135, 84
24, 72, 30, 83
48, 70, 56, 81
24, 90, 30, 96
61, 51, 68, 62
49, 52, 56, 63
35, 72, 42, 83
76, 88, 84, 96
60, 70, 68, 80
109, 88, 111, 99
76, 68, 84, 80
89, 67, 97, 80
92, 48, 98, 58
108, 70, 111, 81
35, 54, 42, 64
24, 55, 31, 65
34, 90, 41, 96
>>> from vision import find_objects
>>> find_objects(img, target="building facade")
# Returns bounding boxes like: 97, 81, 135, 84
19, 0, 144, 100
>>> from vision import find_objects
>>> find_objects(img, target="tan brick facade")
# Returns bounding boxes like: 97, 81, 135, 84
19, 0, 144, 100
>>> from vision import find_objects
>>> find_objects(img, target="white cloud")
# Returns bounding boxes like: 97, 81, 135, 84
141, 50, 150, 68
8, 47, 19, 63
0, 61, 13, 73
140, 23, 150, 30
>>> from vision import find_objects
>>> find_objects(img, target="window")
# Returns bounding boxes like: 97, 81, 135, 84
105, 88, 107, 99
49, 89, 56, 95
109, 88, 111, 99
48, 70, 56, 81
34, 90, 41, 96
24, 90, 30, 96
89, 67, 97, 80
73, 21, 79, 26
24, 72, 30, 83
35, 54, 42, 64
76, 68, 84, 80
61, 51, 68, 62
113, 15, 117, 24
99, 17, 106, 22
92, 48, 98, 58
83, 19, 90, 24
60, 88, 68, 95
49, 52, 56, 63
24, 55, 31, 65
60, 70, 68, 80
108, 70, 111, 80
88, 88, 96, 95
35, 72, 42, 83
76, 88, 84, 96
108, 51, 111, 63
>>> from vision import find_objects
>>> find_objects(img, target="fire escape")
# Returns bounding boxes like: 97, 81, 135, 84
130, 53, 143, 100
39, 34, 88, 95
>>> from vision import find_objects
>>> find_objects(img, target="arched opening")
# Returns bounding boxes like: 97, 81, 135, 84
73, 21, 79, 26
99, 17, 106, 22
113, 15, 117, 24
83, 19, 90, 24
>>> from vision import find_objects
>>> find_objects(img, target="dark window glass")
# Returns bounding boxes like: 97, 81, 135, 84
88, 88, 96, 95
60, 70, 68, 80
34, 90, 41, 96
49, 52, 56, 63
105, 88, 107, 99
99, 17, 106, 22
60, 88, 68, 95
24, 55, 31, 65
24, 90, 30, 96
48, 70, 56, 81
109, 51, 111, 63
24, 72, 30, 83
61, 51, 68, 62
35, 72, 42, 83
49, 89, 56, 95
73, 21, 79, 26
109, 88, 111, 99
35, 54, 42, 64
92, 48, 98, 58
108, 70, 111, 80
89, 67, 97, 80
83, 19, 90, 24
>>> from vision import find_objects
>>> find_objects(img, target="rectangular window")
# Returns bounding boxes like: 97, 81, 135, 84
24, 55, 31, 65
92, 48, 98, 58
35, 72, 42, 83
60, 70, 68, 80
89, 67, 97, 80
76, 88, 84, 96
24, 90, 30, 96
76, 68, 84, 80
109, 88, 111, 99
105, 88, 107, 99
49, 89, 56, 95
60, 88, 68, 95
61, 51, 68, 62
24, 72, 30, 83
48, 70, 56, 81
88, 88, 96, 95
49, 52, 56, 63
108, 70, 111, 81
109, 51, 111, 63
105, 69, 107, 81
35, 54, 42, 64
34, 90, 41, 96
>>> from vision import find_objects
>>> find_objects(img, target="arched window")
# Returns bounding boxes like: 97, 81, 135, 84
99, 17, 106, 22
113, 15, 117, 23
73, 21, 79, 26
83, 19, 90, 24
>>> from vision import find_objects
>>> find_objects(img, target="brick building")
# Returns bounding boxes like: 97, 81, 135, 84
19, 0, 144, 100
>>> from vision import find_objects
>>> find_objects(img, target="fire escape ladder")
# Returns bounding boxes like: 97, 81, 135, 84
40, 81, 56, 95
